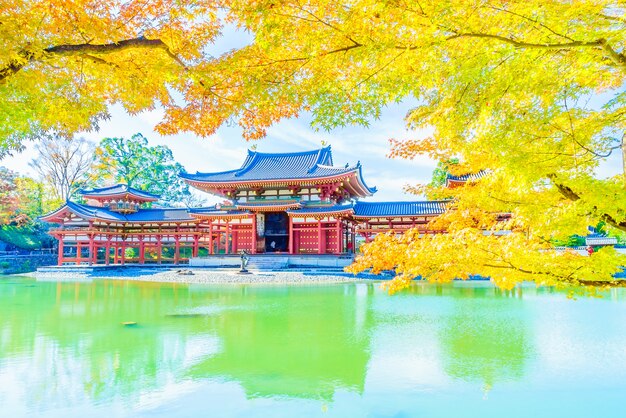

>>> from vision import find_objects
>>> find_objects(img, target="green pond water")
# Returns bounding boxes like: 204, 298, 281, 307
1, 276, 626, 418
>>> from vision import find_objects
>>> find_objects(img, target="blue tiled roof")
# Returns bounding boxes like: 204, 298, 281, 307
180, 147, 375, 192
64, 201, 126, 222
237, 200, 300, 206
236, 201, 301, 211
42, 198, 448, 223
446, 170, 488, 182
189, 207, 251, 216
80, 184, 160, 200
353, 201, 447, 217
125, 208, 195, 222
287, 204, 354, 215
46, 201, 194, 223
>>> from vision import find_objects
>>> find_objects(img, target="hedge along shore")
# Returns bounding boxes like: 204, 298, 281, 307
20, 268, 372, 285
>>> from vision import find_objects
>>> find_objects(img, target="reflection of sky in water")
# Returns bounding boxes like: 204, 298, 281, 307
1, 278, 626, 417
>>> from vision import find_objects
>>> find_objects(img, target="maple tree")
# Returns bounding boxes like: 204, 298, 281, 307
0, 166, 55, 226
214, 1, 626, 290
0, 0, 221, 156
0, 167, 19, 224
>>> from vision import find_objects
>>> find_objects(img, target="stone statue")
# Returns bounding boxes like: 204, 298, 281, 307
238, 249, 251, 274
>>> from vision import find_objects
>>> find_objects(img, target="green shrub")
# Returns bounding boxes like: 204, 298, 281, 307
18, 260, 32, 273
0, 226, 44, 250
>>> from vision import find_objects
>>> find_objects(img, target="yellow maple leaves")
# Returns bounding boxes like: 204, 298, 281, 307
0, 0, 221, 153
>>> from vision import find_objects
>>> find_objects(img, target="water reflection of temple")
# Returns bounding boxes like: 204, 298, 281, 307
1, 279, 549, 414
0, 280, 375, 405
188, 284, 374, 400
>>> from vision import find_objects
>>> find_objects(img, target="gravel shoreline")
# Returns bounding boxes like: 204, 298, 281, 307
27, 268, 372, 285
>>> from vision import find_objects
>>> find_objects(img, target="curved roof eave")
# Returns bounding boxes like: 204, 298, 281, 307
179, 146, 350, 184
355, 163, 377, 196
80, 184, 160, 200
179, 169, 240, 181
352, 200, 449, 218
183, 168, 361, 186
39, 202, 74, 223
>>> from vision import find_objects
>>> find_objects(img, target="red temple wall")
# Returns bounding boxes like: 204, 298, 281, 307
232, 225, 254, 252
292, 222, 342, 254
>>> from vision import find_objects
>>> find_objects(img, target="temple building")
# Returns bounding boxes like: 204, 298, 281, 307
42, 146, 450, 265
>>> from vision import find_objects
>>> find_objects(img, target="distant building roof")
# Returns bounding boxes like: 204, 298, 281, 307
586, 235, 618, 246
41, 197, 452, 224
237, 200, 302, 211
41, 201, 194, 223
445, 170, 488, 186
124, 208, 195, 222
353, 201, 447, 218
188, 207, 252, 219
180, 146, 376, 195
287, 204, 355, 216
80, 184, 160, 201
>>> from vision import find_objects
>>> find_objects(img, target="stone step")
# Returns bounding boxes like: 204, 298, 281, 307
245, 256, 289, 270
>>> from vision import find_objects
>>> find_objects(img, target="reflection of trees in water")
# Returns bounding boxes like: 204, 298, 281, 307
0, 280, 213, 407
396, 284, 533, 387
188, 284, 374, 400
0, 279, 536, 407
429, 284, 532, 387
0, 280, 375, 406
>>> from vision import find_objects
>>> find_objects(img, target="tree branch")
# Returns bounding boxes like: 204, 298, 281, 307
446, 33, 626, 70
0, 36, 184, 83
548, 174, 626, 232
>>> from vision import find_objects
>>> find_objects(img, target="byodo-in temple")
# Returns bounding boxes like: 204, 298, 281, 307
42, 146, 461, 266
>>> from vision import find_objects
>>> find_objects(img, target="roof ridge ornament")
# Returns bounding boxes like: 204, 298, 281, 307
234, 150, 259, 177
308, 146, 332, 173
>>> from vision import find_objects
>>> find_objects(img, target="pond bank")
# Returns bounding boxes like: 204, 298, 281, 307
26, 267, 375, 284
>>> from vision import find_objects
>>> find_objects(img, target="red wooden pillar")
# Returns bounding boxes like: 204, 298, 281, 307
76, 242, 82, 265
193, 235, 199, 258
95, 243, 100, 264
214, 223, 219, 255
88, 234, 94, 266
288, 216, 294, 254
251, 216, 257, 254
105, 240, 111, 265
175, 226, 182, 263
209, 223, 214, 255
139, 236, 145, 264
113, 244, 119, 264
232, 227, 238, 253
317, 219, 323, 254
224, 221, 230, 254
157, 235, 162, 264
121, 243, 126, 265
57, 236, 64, 266
335, 219, 341, 254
